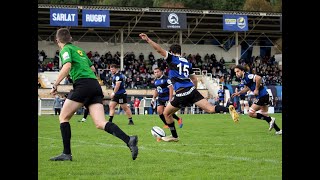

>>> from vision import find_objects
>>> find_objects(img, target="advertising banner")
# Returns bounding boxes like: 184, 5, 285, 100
223, 15, 248, 31
50, 8, 78, 26
161, 12, 187, 29
82, 9, 110, 27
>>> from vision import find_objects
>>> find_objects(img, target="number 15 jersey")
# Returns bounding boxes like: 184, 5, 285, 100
165, 52, 194, 91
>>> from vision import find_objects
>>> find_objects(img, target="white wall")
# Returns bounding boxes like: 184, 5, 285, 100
38, 41, 241, 62
39, 41, 60, 58
252, 46, 260, 57
249, 46, 278, 57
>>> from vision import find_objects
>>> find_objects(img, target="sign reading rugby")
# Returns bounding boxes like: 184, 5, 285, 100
50, 8, 78, 26
223, 15, 248, 31
82, 9, 110, 27
161, 12, 187, 29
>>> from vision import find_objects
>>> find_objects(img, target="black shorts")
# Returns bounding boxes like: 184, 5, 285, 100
240, 96, 247, 101
157, 99, 168, 106
170, 86, 204, 108
67, 78, 103, 108
111, 93, 127, 104
254, 94, 270, 106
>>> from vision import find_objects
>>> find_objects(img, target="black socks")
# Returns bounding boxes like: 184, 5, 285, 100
60, 122, 71, 154
256, 113, 281, 131
256, 113, 271, 122
83, 108, 89, 119
214, 105, 229, 113
172, 113, 180, 120
109, 116, 114, 122
167, 122, 178, 138
159, 114, 167, 125
104, 122, 130, 144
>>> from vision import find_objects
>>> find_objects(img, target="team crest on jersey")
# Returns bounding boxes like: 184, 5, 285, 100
77, 50, 84, 56
248, 74, 254, 79
157, 86, 163, 93
116, 76, 120, 81
62, 52, 70, 60
167, 79, 172, 84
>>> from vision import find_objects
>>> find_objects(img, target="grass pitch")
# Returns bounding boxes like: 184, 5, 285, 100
38, 113, 282, 179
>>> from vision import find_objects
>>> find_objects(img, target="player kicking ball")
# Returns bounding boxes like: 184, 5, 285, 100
140, 33, 239, 142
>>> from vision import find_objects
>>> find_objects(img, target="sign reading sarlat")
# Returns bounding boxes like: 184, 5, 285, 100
50, 8, 78, 26
50, 8, 110, 27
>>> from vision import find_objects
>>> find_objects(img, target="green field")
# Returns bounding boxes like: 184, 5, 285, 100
38, 113, 282, 179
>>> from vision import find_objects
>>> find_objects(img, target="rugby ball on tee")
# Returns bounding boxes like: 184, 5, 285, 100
151, 126, 166, 138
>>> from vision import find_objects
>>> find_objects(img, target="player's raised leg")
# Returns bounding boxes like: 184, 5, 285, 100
195, 98, 239, 123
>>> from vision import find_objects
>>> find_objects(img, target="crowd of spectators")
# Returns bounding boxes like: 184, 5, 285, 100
236, 55, 282, 86
38, 49, 282, 88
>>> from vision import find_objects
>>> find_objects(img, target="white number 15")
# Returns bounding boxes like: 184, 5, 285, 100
177, 63, 189, 77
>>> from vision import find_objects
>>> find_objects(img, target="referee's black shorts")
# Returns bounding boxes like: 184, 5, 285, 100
67, 78, 103, 108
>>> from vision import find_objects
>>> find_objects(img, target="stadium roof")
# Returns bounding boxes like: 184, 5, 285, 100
38, 4, 282, 46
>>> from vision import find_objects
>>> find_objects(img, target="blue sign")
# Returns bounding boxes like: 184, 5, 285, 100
223, 15, 248, 31
82, 9, 110, 27
50, 8, 78, 26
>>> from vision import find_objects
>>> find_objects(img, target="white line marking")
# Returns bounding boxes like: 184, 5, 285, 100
39, 137, 281, 164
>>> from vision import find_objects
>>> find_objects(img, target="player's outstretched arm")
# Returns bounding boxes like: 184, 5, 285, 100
139, 33, 167, 58
254, 75, 262, 95
231, 86, 250, 98
54, 62, 71, 86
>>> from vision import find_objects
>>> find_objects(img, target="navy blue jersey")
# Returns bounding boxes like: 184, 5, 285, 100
237, 83, 246, 98
112, 72, 126, 94
165, 52, 194, 91
154, 75, 172, 101
218, 89, 224, 101
241, 72, 268, 98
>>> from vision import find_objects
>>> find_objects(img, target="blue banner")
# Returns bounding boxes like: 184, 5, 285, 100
50, 8, 78, 26
82, 9, 110, 27
223, 15, 248, 31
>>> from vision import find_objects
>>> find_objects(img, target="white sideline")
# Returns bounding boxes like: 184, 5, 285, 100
39, 136, 281, 164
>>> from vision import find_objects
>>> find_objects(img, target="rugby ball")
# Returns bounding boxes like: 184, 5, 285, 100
151, 126, 166, 138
